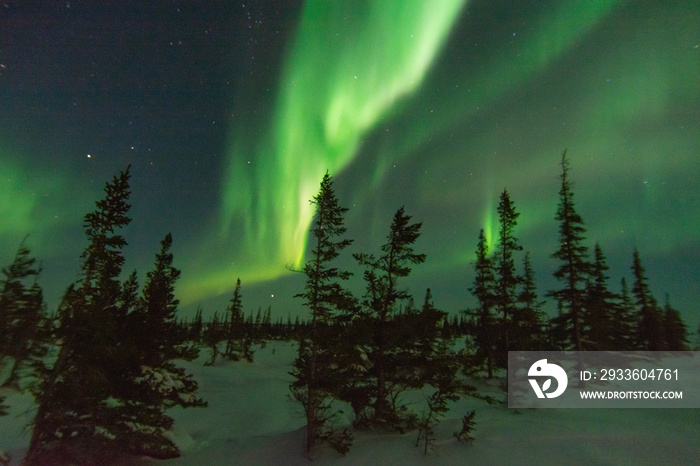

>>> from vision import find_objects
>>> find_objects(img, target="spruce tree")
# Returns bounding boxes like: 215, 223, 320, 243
134, 234, 182, 359
612, 278, 638, 350
118, 271, 139, 323
126, 233, 206, 457
413, 288, 459, 454
224, 278, 245, 360
354, 206, 426, 424
662, 294, 689, 351
27, 167, 134, 463
203, 311, 223, 366
290, 172, 355, 455
468, 229, 497, 378
27, 169, 203, 463
494, 189, 522, 360
262, 306, 272, 339
0, 239, 47, 389
631, 250, 665, 350
514, 252, 545, 351
393, 289, 456, 407
547, 302, 569, 350
548, 151, 590, 352
582, 244, 619, 350
191, 306, 204, 341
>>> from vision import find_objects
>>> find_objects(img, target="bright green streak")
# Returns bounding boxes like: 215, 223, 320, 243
182, 0, 466, 302
481, 194, 495, 255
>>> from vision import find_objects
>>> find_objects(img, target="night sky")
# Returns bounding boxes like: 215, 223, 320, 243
1, 1, 698, 326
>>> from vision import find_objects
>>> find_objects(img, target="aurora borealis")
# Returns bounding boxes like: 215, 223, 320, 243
208, 0, 466, 300
0, 1, 698, 323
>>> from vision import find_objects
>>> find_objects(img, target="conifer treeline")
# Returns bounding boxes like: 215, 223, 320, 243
0, 168, 206, 464
465, 151, 691, 381
280, 153, 693, 454
288, 174, 459, 455
0, 153, 695, 462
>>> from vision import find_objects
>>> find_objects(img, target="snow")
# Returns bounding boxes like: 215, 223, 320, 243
1, 341, 699, 465
0, 388, 35, 464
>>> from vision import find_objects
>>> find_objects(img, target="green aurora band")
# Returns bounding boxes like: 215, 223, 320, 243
179, 0, 699, 307
181, 0, 466, 302
198, 0, 621, 292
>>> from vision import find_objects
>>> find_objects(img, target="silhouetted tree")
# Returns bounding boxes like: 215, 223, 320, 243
582, 244, 619, 350
413, 288, 460, 454
203, 311, 223, 366
662, 294, 689, 351
118, 271, 139, 322
467, 229, 497, 378
514, 252, 545, 351
125, 233, 205, 457
261, 306, 272, 339
631, 250, 665, 350
548, 151, 590, 352
0, 239, 48, 389
191, 306, 204, 341
27, 168, 204, 463
354, 206, 426, 425
290, 172, 355, 455
494, 189, 522, 360
453, 410, 477, 444
224, 278, 247, 360
547, 302, 569, 350
611, 278, 637, 350
28, 167, 134, 463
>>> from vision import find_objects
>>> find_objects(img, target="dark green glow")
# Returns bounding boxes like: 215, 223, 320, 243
0, 157, 36, 236
364, 0, 624, 239
0, 143, 86, 255
368, 1, 697, 259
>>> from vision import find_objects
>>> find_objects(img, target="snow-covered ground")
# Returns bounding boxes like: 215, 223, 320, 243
2, 341, 699, 465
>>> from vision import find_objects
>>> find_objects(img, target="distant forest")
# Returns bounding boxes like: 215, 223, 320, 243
0, 151, 695, 463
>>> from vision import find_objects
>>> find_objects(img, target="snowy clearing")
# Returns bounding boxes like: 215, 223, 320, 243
2, 341, 699, 465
